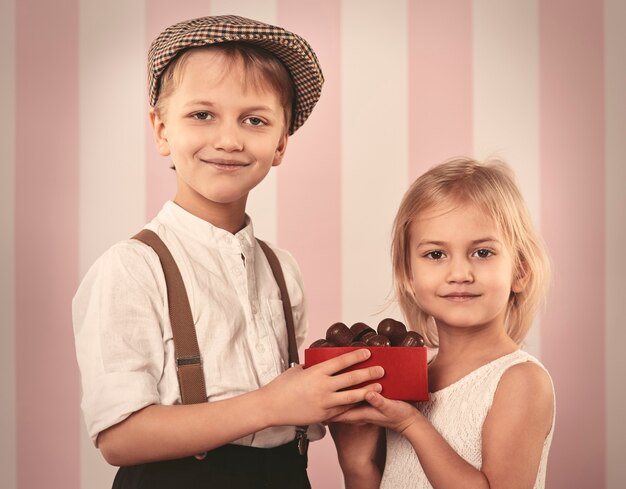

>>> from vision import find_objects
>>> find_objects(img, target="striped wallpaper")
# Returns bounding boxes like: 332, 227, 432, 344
1, 0, 624, 488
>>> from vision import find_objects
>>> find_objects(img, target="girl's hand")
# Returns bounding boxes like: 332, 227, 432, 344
331, 391, 421, 435
259, 349, 384, 427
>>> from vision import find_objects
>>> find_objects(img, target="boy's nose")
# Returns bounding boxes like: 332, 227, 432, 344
212, 122, 244, 152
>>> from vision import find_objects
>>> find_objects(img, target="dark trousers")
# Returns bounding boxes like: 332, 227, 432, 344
112, 440, 310, 489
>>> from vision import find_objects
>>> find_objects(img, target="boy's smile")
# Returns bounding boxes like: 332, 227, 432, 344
150, 48, 288, 231
409, 203, 524, 335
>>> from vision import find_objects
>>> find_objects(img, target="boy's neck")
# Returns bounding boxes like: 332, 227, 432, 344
173, 197, 248, 235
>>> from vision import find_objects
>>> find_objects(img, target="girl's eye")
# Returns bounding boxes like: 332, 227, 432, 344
425, 250, 445, 260
474, 248, 493, 258
244, 116, 266, 127
192, 112, 212, 120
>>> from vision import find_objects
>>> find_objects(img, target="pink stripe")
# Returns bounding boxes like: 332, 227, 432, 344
15, 1, 80, 488
408, 1, 473, 178
539, 1, 605, 487
276, 2, 342, 487
145, 0, 210, 220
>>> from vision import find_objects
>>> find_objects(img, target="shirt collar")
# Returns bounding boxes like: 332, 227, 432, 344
157, 201, 256, 251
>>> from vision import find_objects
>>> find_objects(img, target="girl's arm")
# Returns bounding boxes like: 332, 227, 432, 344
98, 349, 384, 466
329, 423, 385, 489
334, 362, 554, 489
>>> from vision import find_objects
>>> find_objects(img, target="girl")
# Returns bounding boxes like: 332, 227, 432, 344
331, 157, 555, 489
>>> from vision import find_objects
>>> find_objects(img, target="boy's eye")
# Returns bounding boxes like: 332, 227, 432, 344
192, 112, 212, 120
425, 250, 445, 260
244, 116, 266, 127
473, 248, 494, 258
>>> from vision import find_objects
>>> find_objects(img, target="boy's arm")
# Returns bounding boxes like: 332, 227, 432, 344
98, 351, 384, 466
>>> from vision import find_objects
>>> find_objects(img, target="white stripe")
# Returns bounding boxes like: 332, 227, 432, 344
0, 0, 16, 487
79, 1, 146, 487
605, 0, 626, 485
341, 0, 408, 325
210, 0, 279, 243
472, 0, 542, 356
210, 0, 276, 24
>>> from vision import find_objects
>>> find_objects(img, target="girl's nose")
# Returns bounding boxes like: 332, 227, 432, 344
446, 257, 473, 283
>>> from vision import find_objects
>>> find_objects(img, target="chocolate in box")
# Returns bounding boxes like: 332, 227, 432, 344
304, 346, 429, 401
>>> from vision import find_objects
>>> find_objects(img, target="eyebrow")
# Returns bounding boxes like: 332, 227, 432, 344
183, 100, 275, 112
416, 237, 502, 248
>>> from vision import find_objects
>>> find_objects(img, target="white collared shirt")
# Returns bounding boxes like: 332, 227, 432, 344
73, 201, 323, 447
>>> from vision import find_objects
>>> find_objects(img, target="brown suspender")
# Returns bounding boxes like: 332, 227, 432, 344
256, 239, 300, 367
255, 239, 310, 457
132, 229, 308, 454
133, 229, 208, 404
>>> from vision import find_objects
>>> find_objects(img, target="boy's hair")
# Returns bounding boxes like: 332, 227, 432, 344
391, 157, 551, 347
148, 15, 324, 135
155, 43, 295, 134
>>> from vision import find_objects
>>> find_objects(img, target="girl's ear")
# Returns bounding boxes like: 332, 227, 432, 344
271, 132, 289, 167
512, 261, 530, 293
149, 109, 171, 156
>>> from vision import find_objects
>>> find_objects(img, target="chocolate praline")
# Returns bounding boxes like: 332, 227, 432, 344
350, 322, 377, 342
365, 334, 391, 347
399, 331, 425, 347
377, 318, 408, 346
309, 338, 336, 348
326, 322, 355, 346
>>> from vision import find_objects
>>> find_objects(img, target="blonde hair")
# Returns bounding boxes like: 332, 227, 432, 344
155, 42, 294, 133
391, 157, 551, 347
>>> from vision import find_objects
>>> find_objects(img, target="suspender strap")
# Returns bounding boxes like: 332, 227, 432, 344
256, 239, 299, 366
257, 238, 308, 457
133, 229, 208, 404
133, 229, 308, 456
131, 231, 301, 398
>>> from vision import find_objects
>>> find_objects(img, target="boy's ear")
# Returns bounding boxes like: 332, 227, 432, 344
271, 132, 289, 167
149, 109, 171, 156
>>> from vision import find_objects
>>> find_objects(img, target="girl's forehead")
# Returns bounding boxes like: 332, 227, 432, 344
417, 199, 476, 221
411, 201, 502, 235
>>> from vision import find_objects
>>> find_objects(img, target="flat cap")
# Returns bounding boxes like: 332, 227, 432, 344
148, 15, 324, 134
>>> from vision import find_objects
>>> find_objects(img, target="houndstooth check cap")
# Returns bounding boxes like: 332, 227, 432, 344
148, 15, 324, 134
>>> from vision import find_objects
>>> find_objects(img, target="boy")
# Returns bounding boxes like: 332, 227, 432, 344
73, 15, 383, 489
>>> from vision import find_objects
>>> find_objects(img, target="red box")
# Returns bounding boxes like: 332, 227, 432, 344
304, 346, 429, 401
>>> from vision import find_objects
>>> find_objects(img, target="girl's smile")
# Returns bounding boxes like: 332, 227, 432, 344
440, 292, 481, 302
409, 203, 523, 333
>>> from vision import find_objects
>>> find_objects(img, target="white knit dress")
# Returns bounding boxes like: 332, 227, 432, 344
380, 350, 555, 489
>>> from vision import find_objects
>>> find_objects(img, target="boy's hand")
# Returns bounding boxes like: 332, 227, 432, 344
260, 349, 384, 427
330, 391, 421, 435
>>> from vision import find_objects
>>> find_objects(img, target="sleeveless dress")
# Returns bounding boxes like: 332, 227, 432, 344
380, 350, 555, 489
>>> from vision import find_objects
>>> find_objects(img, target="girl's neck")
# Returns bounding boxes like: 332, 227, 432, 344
428, 327, 518, 392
